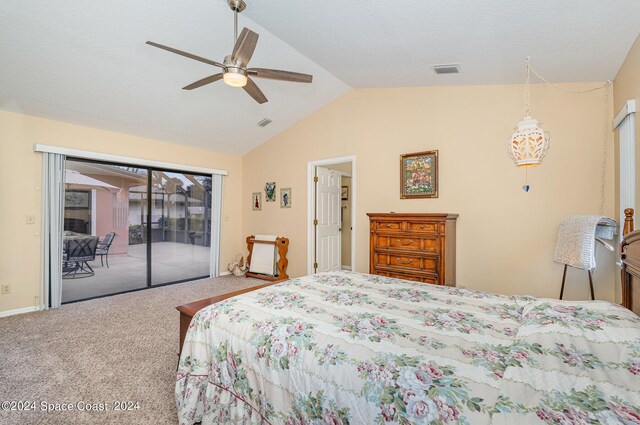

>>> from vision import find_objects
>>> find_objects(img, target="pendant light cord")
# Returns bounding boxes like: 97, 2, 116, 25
599, 85, 610, 215
525, 58, 531, 117
527, 58, 612, 214
529, 64, 611, 94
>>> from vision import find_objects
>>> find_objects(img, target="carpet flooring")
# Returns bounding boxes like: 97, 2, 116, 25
0, 274, 264, 425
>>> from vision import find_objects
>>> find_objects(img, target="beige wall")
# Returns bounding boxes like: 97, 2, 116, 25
242, 83, 617, 301
614, 34, 640, 225
0, 110, 244, 313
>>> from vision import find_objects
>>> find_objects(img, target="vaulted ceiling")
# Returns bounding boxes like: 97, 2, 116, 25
1, 1, 639, 155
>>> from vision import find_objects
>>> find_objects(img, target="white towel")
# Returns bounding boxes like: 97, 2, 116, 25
250, 235, 278, 276
553, 216, 616, 271
595, 218, 617, 240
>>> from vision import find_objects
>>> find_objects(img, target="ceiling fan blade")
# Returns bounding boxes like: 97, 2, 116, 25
231, 28, 259, 66
248, 68, 313, 83
146, 41, 224, 68
243, 78, 268, 104
182, 73, 224, 90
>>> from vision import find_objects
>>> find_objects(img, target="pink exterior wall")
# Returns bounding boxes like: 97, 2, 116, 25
88, 175, 139, 255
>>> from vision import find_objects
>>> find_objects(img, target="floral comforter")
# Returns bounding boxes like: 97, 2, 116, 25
176, 271, 640, 425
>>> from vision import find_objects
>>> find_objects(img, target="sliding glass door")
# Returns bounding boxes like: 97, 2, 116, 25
150, 171, 212, 286
61, 159, 215, 303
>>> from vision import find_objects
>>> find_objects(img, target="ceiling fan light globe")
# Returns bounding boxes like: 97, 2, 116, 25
223, 72, 248, 88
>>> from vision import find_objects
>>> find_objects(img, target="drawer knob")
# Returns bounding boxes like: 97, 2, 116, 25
386, 224, 393, 228
397, 239, 414, 246
398, 258, 413, 264
419, 225, 428, 229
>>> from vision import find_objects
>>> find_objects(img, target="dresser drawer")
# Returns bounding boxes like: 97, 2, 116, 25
374, 253, 438, 273
375, 221, 404, 232
406, 221, 439, 234
374, 235, 439, 253
376, 270, 439, 285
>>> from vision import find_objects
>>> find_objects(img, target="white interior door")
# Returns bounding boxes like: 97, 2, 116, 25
315, 166, 341, 273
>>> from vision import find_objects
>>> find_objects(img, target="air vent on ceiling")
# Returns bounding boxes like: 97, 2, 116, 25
432, 64, 462, 75
257, 118, 272, 127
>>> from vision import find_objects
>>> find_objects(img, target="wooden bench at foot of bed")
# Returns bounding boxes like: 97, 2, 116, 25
176, 281, 280, 356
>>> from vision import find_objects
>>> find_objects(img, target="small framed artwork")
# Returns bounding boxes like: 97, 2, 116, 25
400, 150, 438, 199
252, 192, 262, 211
265, 182, 276, 202
280, 188, 292, 208
65, 190, 90, 209
341, 186, 349, 201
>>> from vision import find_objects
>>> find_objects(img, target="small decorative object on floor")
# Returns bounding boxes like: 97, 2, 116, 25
265, 182, 276, 202
280, 187, 291, 208
228, 253, 247, 276
400, 150, 438, 198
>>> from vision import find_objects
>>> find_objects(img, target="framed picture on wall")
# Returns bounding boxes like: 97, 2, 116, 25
341, 186, 349, 201
265, 182, 276, 202
280, 188, 292, 208
65, 190, 90, 209
252, 192, 262, 211
400, 150, 438, 199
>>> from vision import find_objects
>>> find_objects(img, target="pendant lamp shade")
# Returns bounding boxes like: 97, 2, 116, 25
507, 116, 550, 167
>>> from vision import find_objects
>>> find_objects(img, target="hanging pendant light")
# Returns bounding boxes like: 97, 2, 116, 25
507, 58, 551, 169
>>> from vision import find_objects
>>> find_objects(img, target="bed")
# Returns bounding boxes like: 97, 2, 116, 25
175, 271, 640, 424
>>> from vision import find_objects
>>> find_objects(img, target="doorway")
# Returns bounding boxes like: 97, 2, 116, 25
307, 156, 356, 274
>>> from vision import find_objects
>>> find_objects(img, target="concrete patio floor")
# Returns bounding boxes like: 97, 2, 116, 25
62, 242, 210, 303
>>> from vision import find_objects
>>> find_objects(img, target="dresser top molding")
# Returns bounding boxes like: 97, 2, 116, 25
366, 213, 459, 219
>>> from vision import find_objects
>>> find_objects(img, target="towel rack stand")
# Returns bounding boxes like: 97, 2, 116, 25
245, 235, 289, 282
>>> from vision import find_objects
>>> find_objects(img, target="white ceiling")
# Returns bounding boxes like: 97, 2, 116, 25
1, 1, 639, 155
0, 0, 351, 155
245, 0, 640, 87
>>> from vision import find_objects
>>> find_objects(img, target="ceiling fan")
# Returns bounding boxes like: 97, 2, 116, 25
146, 0, 313, 104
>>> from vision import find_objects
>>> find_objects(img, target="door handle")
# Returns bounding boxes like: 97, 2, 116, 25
397, 258, 413, 264
397, 239, 414, 246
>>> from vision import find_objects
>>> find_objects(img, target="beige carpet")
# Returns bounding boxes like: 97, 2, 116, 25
0, 275, 264, 425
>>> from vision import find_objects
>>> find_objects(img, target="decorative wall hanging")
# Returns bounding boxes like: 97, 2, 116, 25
507, 57, 610, 195
400, 150, 438, 199
341, 186, 349, 201
264, 182, 276, 202
280, 188, 292, 208
252, 192, 262, 211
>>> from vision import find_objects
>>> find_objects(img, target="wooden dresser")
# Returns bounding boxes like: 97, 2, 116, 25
368, 213, 458, 286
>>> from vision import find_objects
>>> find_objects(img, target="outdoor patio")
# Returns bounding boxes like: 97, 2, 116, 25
62, 242, 210, 303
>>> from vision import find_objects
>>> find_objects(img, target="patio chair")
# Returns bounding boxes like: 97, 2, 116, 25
95, 232, 117, 268
62, 236, 99, 279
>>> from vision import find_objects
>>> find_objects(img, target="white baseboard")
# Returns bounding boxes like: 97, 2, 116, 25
218, 271, 232, 277
341, 265, 352, 271
0, 306, 39, 318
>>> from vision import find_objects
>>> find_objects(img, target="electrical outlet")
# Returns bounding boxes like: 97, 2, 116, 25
1, 284, 10, 295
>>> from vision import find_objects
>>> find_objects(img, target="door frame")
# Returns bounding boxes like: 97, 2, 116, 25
307, 155, 356, 275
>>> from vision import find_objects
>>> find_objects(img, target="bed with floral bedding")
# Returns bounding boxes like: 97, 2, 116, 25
176, 271, 640, 425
